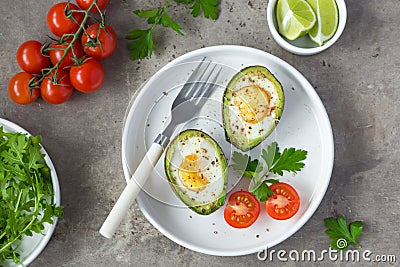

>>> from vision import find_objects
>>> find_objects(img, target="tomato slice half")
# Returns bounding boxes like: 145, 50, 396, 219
266, 182, 300, 220
224, 191, 260, 228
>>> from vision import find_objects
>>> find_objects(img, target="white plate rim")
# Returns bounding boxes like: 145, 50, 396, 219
0, 118, 61, 266
121, 45, 334, 256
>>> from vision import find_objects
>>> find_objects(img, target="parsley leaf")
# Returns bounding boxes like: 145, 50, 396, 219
250, 179, 279, 201
160, 12, 184, 35
0, 127, 63, 265
251, 183, 273, 202
133, 9, 159, 20
324, 216, 363, 250
270, 147, 307, 176
189, 0, 220, 19
126, 29, 154, 60
261, 142, 280, 170
231, 142, 307, 202
231, 151, 262, 178
127, 0, 220, 60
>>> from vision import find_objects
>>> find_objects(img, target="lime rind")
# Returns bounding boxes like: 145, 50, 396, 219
307, 0, 339, 46
276, 0, 317, 41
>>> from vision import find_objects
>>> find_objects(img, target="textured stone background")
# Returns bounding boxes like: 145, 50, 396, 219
0, 0, 399, 266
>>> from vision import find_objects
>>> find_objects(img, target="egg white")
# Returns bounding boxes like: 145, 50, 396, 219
226, 73, 281, 141
168, 135, 225, 206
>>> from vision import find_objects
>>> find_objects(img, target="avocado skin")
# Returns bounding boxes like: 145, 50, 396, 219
222, 66, 284, 151
164, 129, 228, 215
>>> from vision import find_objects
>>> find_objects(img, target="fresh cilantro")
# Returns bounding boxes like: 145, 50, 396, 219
0, 127, 63, 265
231, 142, 307, 201
127, 0, 220, 60
324, 216, 363, 250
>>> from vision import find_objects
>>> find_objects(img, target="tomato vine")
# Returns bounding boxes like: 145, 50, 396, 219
31, 0, 104, 89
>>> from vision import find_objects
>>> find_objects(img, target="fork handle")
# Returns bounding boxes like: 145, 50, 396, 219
99, 135, 168, 238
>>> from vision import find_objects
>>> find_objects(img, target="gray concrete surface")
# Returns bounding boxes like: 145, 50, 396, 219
1, 0, 399, 266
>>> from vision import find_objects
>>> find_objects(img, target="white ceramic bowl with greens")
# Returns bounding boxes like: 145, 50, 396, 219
267, 0, 347, 55
0, 118, 61, 267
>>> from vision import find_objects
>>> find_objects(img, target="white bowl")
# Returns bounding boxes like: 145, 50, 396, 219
267, 0, 347, 55
0, 118, 61, 266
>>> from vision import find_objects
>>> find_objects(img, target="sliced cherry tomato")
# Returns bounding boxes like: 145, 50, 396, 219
41, 70, 73, 104
266, 182, 300, 220
16, 40, 50, 74
46, 2, 84, 37
224, 191, 260, 228
69, 58, 104, 93
8, 72, 40, 105
49, 37, 84, 70
81, 23, 117, 60
76, 0, 110, 12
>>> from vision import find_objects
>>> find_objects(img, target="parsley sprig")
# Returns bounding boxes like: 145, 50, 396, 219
324, 216, 363, 250
232, 142, 307, 201
127, 0, 220, 60
0, 127, 63, 265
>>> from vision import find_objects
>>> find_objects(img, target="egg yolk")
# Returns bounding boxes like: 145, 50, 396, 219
234, 85, 271, 124
178, 154, 209, 192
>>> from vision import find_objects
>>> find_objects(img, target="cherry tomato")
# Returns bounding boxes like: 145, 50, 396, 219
49, 37, 84, 70
69, 58, 104, 93
16, 40, 50, 74
266, 182, 300, 220
46, 2, 84, 37
224, 191, 260, 228
41, 70, 73, 104
8, 72, 40, 105
76, 0, 110, 12
81, 23, 117, 60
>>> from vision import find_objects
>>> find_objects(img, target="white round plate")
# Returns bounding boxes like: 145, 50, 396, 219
0, 118, 61, 266
122, 45, 334, 256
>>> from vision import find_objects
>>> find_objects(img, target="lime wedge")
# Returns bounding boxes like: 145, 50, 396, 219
307, 0, 339, 46
276, 0, 317, 40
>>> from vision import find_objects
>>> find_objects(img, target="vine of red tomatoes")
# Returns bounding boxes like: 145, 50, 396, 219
8, 0, 117, 105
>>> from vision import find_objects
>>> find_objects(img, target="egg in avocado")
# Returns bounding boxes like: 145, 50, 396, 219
222, 66, 284, 151
164, 130, 227, 215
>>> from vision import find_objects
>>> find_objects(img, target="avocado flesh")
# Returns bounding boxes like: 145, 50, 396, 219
222, 66, 284, 151
164, 130, 227, 215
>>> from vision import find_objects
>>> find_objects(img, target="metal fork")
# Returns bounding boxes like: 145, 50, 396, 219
100, 58, 222, 238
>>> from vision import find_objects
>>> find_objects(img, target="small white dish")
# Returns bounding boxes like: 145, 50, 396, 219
0, 118, 61, 267
267, 0, 347, 55
122, 45, 334, 256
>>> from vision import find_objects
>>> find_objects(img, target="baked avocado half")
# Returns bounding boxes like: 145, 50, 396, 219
222, 66, 284, 151
164, 129, 227, 215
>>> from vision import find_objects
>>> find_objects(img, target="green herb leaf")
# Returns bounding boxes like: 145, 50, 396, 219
250, 182, 274, 202
265, 179, 279, 184
190, 0, 219, 19
0, 127, 63, 265
261, 142, 280, 170
270, 147, 307, 176
349, 221, 363, 243
174, 0, 193, 4
231, 142, 307, 202
160, 12, 184, 35
126, 28, 154, 60
231, 151, 262, 178
127, 0, 220, 60
324, 216, 363, 250
133, 9, 159, 19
